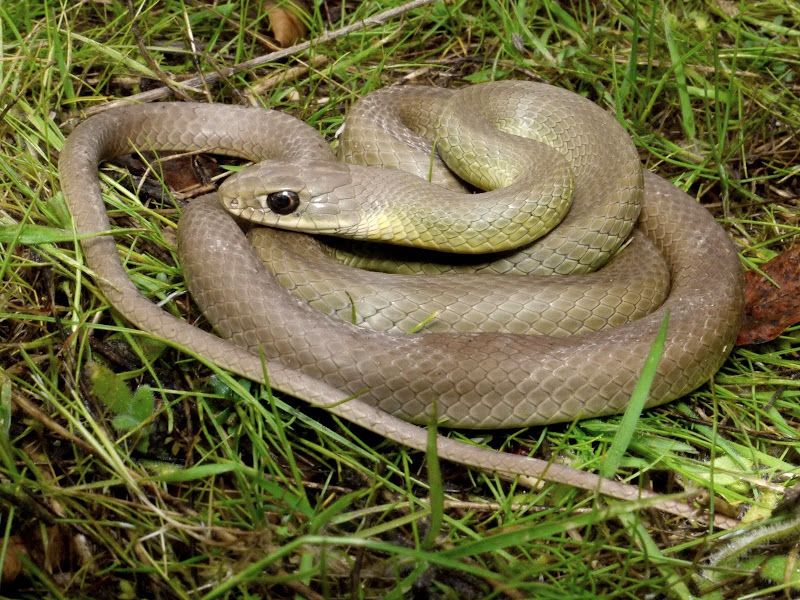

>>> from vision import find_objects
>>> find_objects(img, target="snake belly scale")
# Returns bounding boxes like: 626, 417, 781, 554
58, 82, 744, 517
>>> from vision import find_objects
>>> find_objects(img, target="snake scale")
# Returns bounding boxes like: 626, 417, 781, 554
59, 81, 744, 525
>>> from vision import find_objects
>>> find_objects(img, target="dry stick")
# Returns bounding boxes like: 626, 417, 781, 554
244, 54, 329, 105
86, 0, 438, 115
126, 0, 193, 102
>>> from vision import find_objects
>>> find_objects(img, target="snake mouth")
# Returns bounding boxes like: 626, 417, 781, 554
230, 200, 362, 236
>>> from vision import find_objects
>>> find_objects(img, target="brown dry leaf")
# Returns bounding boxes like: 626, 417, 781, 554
39, 525, 70, 574
159, 154, 221, 192
737, 246, 800, 345
0, 526, 72, 584
264, 0, 309, 47
0, 535, 27, 584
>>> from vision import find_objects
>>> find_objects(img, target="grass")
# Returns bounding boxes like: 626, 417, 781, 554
1, 0, 799, 597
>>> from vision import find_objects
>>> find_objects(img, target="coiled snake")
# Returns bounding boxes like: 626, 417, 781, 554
59, 81, 744, 525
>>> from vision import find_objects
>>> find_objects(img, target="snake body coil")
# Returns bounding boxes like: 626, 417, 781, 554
59, 82, 743, 439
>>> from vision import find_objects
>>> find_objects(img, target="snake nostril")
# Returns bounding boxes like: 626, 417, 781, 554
266, 190, 300, 215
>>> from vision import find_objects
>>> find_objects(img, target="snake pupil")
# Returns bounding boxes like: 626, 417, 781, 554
266, 190, 300, 215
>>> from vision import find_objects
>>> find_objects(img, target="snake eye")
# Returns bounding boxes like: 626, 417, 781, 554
266, 190, 300, 215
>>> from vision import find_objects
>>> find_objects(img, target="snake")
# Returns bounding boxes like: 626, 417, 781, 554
58, 80, 744, 526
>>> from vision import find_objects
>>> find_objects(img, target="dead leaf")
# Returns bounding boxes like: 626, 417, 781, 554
0, 526, 72, 584
159, 154, 221, 192
264, 0, 309, 47
737, 246, 800, 345
0, 535, 26, 584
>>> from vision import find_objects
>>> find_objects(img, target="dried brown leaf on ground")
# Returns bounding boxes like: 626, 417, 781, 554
0, 526, 71, 585
264, 0, 309, 47
159, 154, 222, 192
0, 535, 26, 584
737, 245, 800, 345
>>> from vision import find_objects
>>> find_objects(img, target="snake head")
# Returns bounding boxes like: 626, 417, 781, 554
219, 160, 362, 233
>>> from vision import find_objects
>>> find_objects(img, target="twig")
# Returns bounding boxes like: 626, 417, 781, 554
126, 0, 193, 102
244, 54, 329, 105
85, 0, 438, 115
11, 390, 96, 455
